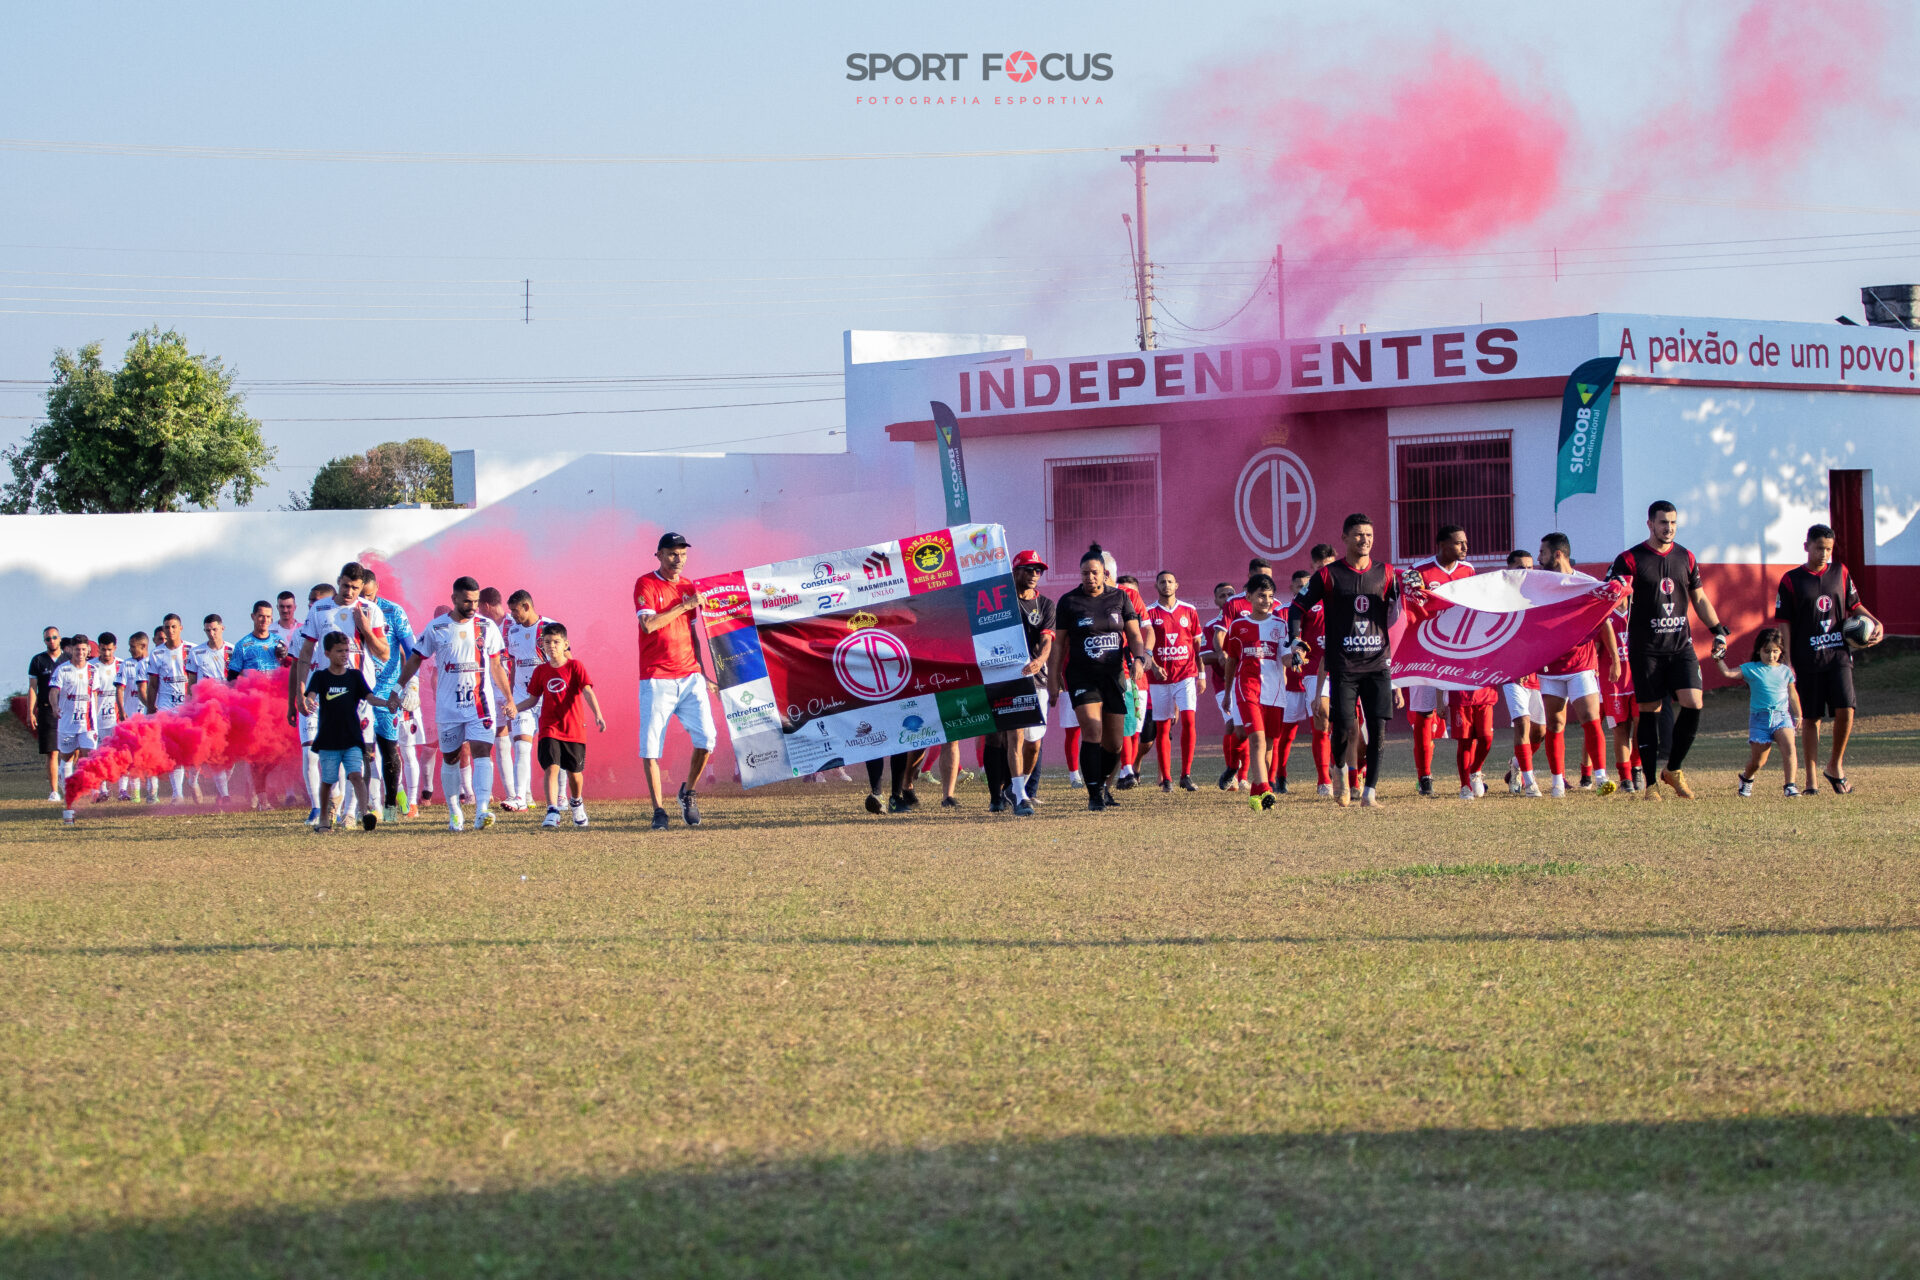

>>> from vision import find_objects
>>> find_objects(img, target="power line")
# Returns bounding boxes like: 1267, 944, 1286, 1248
0, 138, 1207, 165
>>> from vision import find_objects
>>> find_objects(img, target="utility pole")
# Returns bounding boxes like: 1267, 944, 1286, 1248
524, 279, 531, 324
1120, 146, 1219, 350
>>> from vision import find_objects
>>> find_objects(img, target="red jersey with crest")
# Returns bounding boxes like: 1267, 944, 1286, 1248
1225, 614, 1289, 707
1143, 600, 1203, 683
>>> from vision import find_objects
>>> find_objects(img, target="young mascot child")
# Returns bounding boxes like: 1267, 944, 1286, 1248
1714, 627, 1803, 798
303, 632, 378, 832
513, 623, 605, 829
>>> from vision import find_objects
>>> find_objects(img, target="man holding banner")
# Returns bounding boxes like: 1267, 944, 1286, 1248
636, 532, 716, 831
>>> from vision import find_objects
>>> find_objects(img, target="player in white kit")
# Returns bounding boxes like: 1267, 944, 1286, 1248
89, 632, 133, 801
52, 634, 103, 822
188, 614, 235, 801
393, 575, 515, 832
143, 614, 196, 801
503, 589, 557, 812
289, 564, 390, 825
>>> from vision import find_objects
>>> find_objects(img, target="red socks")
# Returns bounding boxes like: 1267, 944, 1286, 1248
1154, 720, 1173, 784
1271, 720, 1299, 781
1311, 729, 1332, 785
1064, 727, 1082, 770
1411, 711, 1435, 777
1546, 729, 1566, 777
1178, 710, 1196, 777
1582, 720, 1605, 773
1515, 737, 1534, 773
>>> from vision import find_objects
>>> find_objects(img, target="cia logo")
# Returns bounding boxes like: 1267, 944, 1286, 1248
1660, 576, 1675, 595
1354, 595, 1370, 614
833, 627, 912, 700
1816, 594, 1832, 613
1233, 446, 1317, 561
1416, 607, 1525, 659
911, 540, 947, 573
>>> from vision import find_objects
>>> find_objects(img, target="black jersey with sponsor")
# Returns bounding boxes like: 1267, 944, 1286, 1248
1294, 558, 1400, 674
1607, 541, 1701, 655
1017, 591, 1056, 661
29, 649, 58, 714
1055, 585, 1136, 675
1774, 562, 1860, 671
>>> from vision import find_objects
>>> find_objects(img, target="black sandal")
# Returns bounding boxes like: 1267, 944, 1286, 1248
1824, 773, 1853, 795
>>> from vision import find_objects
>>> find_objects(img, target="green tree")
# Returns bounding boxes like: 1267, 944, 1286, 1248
1, 327, 275, 513
299, 437, 453, 510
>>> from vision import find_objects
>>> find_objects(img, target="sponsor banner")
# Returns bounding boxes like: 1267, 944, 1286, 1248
1555, 356, 1619, 508
693, 523, 1021, 786
1391, 569, 1628, 691
982, 676, 1044, 730
931, 400, 973, 525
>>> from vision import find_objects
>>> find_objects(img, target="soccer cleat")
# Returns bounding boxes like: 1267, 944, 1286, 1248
1360, 787, 1380, 808
1472, 772, 1487, 799
383, 804, 398, 824
1642, 781, 1663, 801
901, 788, 921, 810
1659, 768, 1695, 800
1275, 776, 1289, 795
940, 796, 960, 808
1087, 791, 1105, 812
864, 794, 883, 815
1522, 780, 1544, 798
1335, 786, 1351, 808
542, 807, 563, 829
306, 807, 321, 828
448, 814, 466, 832
1179, 774, 1196, 792
1460, 785, 1477, 801
1160, 779, 1173, 793
1260, 791, 1277, 811
1418, 775, 1433, 798
990, 792, 1007, 813
1218, 767, 1237, 790
362, 811, 378, 832
397, 790, 412, 817
1115, 773, 1136, 791
1012, 798, 1034, 817
1736, 776, 1753, 799
651, 807, 670, 830
1100, 785, 1120, 810
1783, 783, 1801, 798
1549, 777, 1567, 798
1505, 769, 1521, 796
573, 804, 589, 828
1579, 771, 1593, 790
473, 811, 495, 830
678, 782, 703, 827
1069, 770, 1085, 787
1316, 783, 1333, 798
888, 795, 911, 815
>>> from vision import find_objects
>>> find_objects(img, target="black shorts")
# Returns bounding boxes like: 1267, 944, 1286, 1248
36, 709, 58, 755
1629, 648, 1701, 702
537, 738, 585, 773
1328, 668, 1395, 725
1794, 662, 1855, 721
1066, 670, 1129, 715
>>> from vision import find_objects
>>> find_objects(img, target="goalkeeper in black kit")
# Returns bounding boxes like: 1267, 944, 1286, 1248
1292, 512, 1402, 809
1607, 500, 1731, 800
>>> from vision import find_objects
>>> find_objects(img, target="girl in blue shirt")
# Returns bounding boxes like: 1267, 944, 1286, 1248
1714, 627, 1801, 798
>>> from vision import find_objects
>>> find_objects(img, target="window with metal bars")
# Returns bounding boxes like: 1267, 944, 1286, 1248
1044, 454, 1161, 583
1392, 432, 1513, 562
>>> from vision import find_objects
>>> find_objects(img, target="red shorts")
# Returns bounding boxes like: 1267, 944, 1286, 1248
1601, 690, 1637, 725
1235, 694, 1286, 736
1449, 701, 1494, 740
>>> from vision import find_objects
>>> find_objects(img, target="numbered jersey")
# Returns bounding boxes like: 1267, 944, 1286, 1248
505, 615, 557, 701
53, 661, 100, 734
414, 613, 505, 726
146, 645, 193, 710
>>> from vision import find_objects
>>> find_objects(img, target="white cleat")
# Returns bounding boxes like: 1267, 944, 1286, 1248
473, 811, 496, 831
1460, 784, 1477, 800
1522, 779, 1544, 798
1471, 771, 1487, 799
1316, 783, 1334, 798
572, 804, 589, 828
541, 807, 562, 829
1067, 770, 1084, 787
61, 808, 75, 824
1360, 787, 1381, 808
1550, 776, 1567, 798
47, 790, 60, 804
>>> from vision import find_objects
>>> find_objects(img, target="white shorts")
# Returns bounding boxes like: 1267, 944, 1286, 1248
58, 728, 97, 753
1503, 683, 1545, 723
510, 706, 539, 737
1021, 693, 1050, 744
1309, 673, 1331, 703
1149, 678, 1197, 718
1407, 685, 1444, 714
639, 673, 716, 757
437, 716, 498, 753
298, 709, 319, 746
1283, 689, 1314, 723
1215, 686, 1239, 728
1538, 670, 1601, 703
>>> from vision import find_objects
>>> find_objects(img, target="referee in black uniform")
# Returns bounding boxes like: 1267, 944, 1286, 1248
1048, 544, 1163, 810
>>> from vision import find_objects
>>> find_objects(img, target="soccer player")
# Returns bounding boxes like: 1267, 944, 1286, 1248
476, 587, 513, 807
1208, 557, 1273, 792
504, 589, 558, 813
272, 590, 302, 655
1407, 526, 1475, 798
90, 632, 131, 801
1608, 500, 1731, 800
392, 576, 514, 832
304, 632, 378, 833
635, 532, 717, 831
28, 625, 62, 802
120, 630, 157, 801
1204, 581, 1248, 792
1597, 597, 1640, 790
144, 614, 195, 801
289, 564, 390, 821
228, 603, 286, 807
1111, 571, 1152, 789
1281, 569, 1330, 796
362, 570, 417, 821
1144, 570, 1206, 791
986, 549, 1052, 817
1498, 550, 1544, 797
1773, 523, 1883, 794
1537, 533, 1622, 796
52, 633, 101, 822
188, 614, 235, 802
1223, 574, 1289, 809
513, 622, 605, 829
1293, 515, 1400, 808
1048, 543, 1164, 810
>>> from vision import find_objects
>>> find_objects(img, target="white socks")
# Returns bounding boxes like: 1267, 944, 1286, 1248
442, 761, 464, 819
169, 767, 186, 799
213, 768, 230, 799
1010, 774, 1029, 804
471, 757, 494, 813
513, 739, 533, 802
303, 751, 321, 809
459, 761, 474, 800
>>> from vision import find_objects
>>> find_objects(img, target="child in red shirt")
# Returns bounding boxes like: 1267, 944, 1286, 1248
512, 623, 605, 828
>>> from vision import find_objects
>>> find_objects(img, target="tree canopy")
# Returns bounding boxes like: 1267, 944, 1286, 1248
1, 327, 275, 513
298, 437, 454, 510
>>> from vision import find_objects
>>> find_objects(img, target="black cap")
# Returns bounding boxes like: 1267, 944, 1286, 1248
658, 532, 691, 550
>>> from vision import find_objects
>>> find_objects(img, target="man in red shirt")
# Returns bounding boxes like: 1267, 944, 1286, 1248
1207, 557, 1270, 793
1144, 570, 1207, 791
1406, 526, 1475, 798
634, 532, 716, 831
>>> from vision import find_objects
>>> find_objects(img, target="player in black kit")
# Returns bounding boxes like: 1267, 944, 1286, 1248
1773, 522, 1882, 793
1292, 513, 1401, 808
1048, 544, 1165, 811
1607, 500, 1730, 800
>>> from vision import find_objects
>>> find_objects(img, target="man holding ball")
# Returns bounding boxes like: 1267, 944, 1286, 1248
1773, 523, 1882, 793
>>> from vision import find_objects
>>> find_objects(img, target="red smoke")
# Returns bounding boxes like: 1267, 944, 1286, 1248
64, 670, 300, 808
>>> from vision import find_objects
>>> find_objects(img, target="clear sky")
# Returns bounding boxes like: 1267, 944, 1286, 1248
3, 0, 1916, 506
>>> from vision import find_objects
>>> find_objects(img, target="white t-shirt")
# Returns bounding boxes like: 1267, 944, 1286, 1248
146, 644, 192, 710
505, 615, 557, 701
189, 641, 232, 684
272, 619, 301, 660
53, 660, 100, 734
116, 655, 146, 717
94, 659, 129, 728
299, 597, 387, 685
413, 613, 505, 726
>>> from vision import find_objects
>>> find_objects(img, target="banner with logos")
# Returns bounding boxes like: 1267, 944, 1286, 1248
1390, 569, 1628, 691
1554, 355, 1620, 509
693, 522, 1032, 787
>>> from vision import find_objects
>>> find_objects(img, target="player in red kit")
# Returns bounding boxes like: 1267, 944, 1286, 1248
1406, 526, 1475, 798
1204, 581, 1248, 791
1537, 533, 1622, 796
1223, 574, 1290, 811
1144, 570, 1206, 792
1209, 558, 1270, 793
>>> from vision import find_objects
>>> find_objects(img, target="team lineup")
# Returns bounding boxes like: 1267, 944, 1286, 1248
25, 502, 1886, 830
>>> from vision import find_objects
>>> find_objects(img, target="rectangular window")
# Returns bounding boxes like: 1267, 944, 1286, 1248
1044, 454, 1161, 584
1392, 432, 1513, 563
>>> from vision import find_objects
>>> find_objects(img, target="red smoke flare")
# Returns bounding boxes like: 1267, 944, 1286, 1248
64, 670, 301, 809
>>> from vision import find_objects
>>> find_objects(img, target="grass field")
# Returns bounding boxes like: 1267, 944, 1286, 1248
3, 658, 1918, 1277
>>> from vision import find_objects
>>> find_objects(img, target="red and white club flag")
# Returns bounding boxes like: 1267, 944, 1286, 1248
1390, 569, 1628, 691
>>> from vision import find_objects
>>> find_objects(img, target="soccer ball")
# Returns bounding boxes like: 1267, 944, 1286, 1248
1843, 615, 1877, 648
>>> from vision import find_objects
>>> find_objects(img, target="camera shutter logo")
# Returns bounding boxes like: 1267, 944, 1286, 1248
833, 628, 913, 700
1004, 50, 1037, 81
1233, 447, 1317, 560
